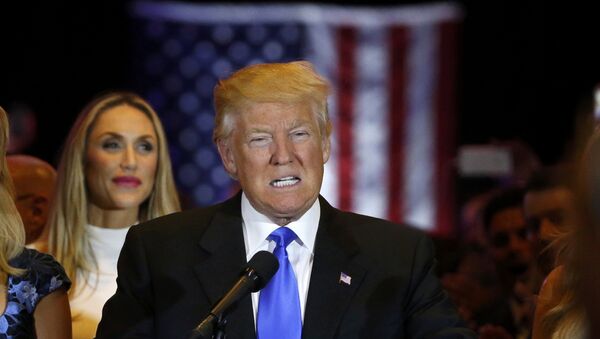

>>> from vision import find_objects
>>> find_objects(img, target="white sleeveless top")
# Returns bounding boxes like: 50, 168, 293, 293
70, 224, 131, 339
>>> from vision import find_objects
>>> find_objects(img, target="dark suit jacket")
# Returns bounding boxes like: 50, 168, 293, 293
96, 193, 475, 338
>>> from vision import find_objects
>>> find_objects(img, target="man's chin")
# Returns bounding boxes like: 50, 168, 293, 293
266, 204, 312, 225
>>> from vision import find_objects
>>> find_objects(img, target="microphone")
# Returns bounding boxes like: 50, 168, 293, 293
190, 250, 279, 339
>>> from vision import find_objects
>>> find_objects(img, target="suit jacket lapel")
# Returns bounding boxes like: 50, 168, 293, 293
302, 197, 368, 339
192, 193, 256, 339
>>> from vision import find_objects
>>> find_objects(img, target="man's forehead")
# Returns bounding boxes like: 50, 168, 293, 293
235, 104, 316, 126
490, 207, 526, 229
244, 118, 312, 130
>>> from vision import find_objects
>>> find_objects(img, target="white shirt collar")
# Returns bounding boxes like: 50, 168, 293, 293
241, 192, 320, 256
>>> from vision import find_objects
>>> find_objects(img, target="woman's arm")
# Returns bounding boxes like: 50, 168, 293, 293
34, 288, 72, 339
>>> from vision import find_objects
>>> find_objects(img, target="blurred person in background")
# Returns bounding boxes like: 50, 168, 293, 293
44, 92, 181, 339
7, 154, 57, 247
481, 187, 537, 339
523, 164, 576, 278
455, 138, 542, 246
0, 106, 71, 338
441, 243, 504, 329
445, 187, 536, 339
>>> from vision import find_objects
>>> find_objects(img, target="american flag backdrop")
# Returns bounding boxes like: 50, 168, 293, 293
130, 2, 462, 235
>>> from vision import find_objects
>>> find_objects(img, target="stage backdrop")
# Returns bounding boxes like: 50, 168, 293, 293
130, 1, 461, 236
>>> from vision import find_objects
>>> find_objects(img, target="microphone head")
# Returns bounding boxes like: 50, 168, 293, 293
246, 250, 279, 292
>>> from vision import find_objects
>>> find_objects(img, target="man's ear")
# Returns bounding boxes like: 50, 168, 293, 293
322, 135, 331, 164
216, 138, 238, 179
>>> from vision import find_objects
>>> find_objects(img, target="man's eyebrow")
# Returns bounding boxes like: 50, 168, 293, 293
247, 127, 271, 134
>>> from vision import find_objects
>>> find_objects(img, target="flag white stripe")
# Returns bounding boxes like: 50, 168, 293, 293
404, 24, 438, 229
353, 26, 389, 218
306, 25, 339, 207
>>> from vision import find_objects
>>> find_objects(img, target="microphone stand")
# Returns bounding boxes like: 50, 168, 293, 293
189, 312, 227, 339
190, 269, 257, 339
188, 251, 278, 339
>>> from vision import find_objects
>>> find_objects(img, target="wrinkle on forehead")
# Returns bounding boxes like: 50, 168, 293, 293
244, 119, 313, 134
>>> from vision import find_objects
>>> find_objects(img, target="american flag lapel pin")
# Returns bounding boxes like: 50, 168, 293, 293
339, 272, 352, 285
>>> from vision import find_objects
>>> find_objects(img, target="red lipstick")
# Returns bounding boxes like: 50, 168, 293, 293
112, 176, 142, 188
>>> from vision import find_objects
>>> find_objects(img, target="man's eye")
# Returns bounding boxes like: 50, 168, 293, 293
249, 136, 271, 147
291, 130, 309, 140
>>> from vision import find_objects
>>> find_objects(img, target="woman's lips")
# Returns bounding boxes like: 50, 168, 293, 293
112, 176, 142, 188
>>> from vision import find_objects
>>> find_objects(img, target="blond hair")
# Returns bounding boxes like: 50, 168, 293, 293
540, 126, 600, 338
0, 106, 25, 278
47, 91, 181, 291
213, 61, 331, 144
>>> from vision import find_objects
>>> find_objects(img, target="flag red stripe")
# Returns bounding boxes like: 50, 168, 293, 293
337, 26, 356, 212
387, 26, 409, 223
433, 21, 460, 236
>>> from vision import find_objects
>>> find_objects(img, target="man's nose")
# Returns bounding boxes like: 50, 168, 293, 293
271, 137, 293, 165
508, 232, 528, 251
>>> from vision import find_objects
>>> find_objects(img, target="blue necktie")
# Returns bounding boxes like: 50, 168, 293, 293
257, 227, 302, 339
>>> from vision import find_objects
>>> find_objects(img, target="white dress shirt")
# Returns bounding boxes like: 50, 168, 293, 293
241, 192, 320, 326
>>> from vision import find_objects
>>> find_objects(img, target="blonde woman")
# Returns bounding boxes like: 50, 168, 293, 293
532, 126, 600, 339
0, 107, 71, 338
43, 92, 181, 339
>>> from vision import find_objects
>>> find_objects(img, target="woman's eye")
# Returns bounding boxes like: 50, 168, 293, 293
102, 141, 121, 150
137, 142, 155, 153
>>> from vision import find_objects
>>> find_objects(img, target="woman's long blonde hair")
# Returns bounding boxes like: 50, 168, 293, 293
541, 126, 600, 338
0, 106, 25, 278
47, 91, 181, 291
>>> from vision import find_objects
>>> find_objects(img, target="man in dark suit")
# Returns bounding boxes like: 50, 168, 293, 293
96, 61, 475, 338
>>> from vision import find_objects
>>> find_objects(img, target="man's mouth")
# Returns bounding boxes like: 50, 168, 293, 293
270, 176, 300, 188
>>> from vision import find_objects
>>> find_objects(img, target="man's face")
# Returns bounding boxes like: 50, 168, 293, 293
8, 162, 55, 244
217, 102, 330, 225
488, 206, 534, 275
523, 187, 573, 243
14, 189, 49, 244
523, 187, 574, 274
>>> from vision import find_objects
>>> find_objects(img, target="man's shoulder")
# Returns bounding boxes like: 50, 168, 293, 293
324, 204, 428, 246
322, 206, 437, 277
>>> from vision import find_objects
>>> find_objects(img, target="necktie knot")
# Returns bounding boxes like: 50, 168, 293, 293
267, 227, 298, 249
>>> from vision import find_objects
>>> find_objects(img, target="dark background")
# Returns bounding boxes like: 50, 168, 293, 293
1, 0, 599, 167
